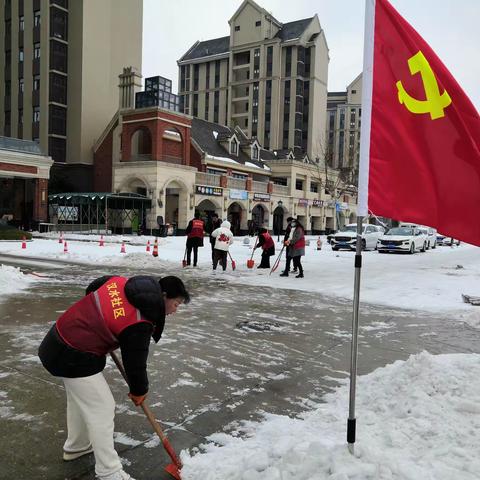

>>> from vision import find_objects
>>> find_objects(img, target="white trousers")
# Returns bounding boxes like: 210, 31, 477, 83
62, 373, 123, 478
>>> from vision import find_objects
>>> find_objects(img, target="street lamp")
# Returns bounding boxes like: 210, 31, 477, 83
277, 200, 283, 242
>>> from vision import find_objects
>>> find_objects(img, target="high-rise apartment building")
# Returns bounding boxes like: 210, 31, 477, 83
0, 0, 143, 190
177, 0, 329, 160
326, 73, 362, 170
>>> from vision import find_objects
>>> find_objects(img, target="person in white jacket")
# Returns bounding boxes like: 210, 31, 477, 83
210, 220, 234, 271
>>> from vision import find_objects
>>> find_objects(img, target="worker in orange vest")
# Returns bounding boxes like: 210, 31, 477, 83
185, 212, 205, 267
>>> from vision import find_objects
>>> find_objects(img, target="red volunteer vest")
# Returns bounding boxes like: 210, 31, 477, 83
56, 276, 152, 356
188, 219, 204, 239
261, 231, 274, 250
293, 228, 306, 249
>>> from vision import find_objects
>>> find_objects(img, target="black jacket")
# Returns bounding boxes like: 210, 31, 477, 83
38, 275, 165, 395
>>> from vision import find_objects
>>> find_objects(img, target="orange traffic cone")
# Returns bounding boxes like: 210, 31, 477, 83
63, 241, 68, 253
120, 241, 126, 254
21, 236, 27, 249
58, 232, 63, 244
146, 240, 151, 252
99, 235, 105, 247
152, 238, 158, 257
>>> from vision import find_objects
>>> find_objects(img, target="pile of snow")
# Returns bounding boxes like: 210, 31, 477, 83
0, 264, 36, 299
181, 352, 480, 479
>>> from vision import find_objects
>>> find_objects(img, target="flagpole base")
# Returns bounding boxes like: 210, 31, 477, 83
347, 417, 356, 444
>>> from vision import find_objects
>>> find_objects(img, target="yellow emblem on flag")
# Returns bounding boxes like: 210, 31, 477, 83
396, 51, 451, 120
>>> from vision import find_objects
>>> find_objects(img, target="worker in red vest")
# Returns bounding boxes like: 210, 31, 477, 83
255, 227, 275, 268
185, 211, 205, 267
38, 275, 190, 480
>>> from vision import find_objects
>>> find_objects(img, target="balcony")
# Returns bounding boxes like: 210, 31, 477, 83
252, 180, 268, 193
272, 183, 289, 195
227, 176, 246, 189
196, 172, 221, 187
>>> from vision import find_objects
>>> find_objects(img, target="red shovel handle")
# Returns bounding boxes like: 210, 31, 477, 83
110, 352, 182, 470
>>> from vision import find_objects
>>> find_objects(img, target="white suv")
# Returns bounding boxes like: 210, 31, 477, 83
331, 223, 385, 251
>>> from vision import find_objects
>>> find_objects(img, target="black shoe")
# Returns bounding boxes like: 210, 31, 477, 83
295, 273, 304, 278
279, 272, 288, 277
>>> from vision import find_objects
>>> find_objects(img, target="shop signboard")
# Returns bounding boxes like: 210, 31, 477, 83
229, 189, 248, 200
253, 193, 270, 202
196, 185, 223, 196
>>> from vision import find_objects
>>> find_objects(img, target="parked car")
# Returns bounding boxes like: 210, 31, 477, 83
377, 226, 428, 254
416, 226, 437, 249
331, 223, 385, 251
425, 227, 437, 249
436, 233, 460, 246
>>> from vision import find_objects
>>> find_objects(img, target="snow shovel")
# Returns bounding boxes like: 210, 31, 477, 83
227, 251, 236, 270
270, 246, 285, 275
247, 237, 258, 269
182, 247, 187, 268
110, 352, 182, 480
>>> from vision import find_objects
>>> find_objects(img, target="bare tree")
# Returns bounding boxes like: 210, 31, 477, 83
311, 135, 359, 230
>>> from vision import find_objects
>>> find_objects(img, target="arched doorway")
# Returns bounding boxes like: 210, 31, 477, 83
164, 179, 186, 231
197, 198, 221, 232
273, 206, 284, 237
227, 202, 243, 235
130, 127, 152, 160
251, 204, 266, 230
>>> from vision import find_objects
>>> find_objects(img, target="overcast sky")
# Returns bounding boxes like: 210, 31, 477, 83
142, 0, 479, 109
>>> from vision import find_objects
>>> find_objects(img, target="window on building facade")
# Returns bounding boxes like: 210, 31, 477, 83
215, 60, 220, 87
5, 81, 11, 96
49, 104, 67, 135
253, 48, 260, 79
266, 46, 273, 77
255, 20, 261, 27
295, 179, 304, 191
50, 40, 67, 72
49, 72, 67, 104
310, 182, 318, 193
18, 108, 23, 124
273, 177, 287, 186
19, 15, 24, 31
351, 89, 356, 94
305, 47, 311, 77
19, 78, 24, 93
33, 75, 40, 91
205, 92, 209, 118
235, 25, 240, 31
206, 62, 210, 89
34, 43, 41, 59
19, 48, 24, 62
213, 90, 219, 122
193, 93, 198, 117
34, 10, 41, 27
285, 46, 292, 77
251, 143, 259, 160
297, 46, 305, 77
180, 65, 186, 92
50, 7, 68, 40
33, 106, 40, 122
230, 137, 238, 155
48, 136, 66, 163
193, 64, 199, 90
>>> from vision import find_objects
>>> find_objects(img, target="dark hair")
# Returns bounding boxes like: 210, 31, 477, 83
287, 217, 294, 222
194, 211, 200, 219
259, 227, 267, 234
159, 276, 190, 304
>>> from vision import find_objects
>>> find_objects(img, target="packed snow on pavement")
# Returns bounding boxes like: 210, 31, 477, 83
1, 234, 479, 479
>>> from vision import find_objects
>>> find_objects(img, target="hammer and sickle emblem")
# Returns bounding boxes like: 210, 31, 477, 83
396, 51, 451, 120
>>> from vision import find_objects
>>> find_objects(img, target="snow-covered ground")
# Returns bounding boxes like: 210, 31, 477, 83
1, 233, 480, 323
1, 234, 480, 479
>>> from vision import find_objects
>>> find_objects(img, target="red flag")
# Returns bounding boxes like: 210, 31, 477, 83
359, 0, 480, 246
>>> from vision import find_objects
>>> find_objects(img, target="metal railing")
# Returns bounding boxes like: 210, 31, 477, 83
196, 172, 221, 187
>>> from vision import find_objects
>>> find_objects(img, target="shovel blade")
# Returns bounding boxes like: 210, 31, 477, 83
246, 259, 254, 269
165, 463, 182, 480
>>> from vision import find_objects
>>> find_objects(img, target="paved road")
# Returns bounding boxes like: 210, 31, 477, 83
1, 257, 479, 479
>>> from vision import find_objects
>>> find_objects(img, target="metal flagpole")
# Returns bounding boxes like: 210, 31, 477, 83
347, 215, 364, 453
347, 0, 375, 453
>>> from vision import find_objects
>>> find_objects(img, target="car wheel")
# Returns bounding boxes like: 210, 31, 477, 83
409, 243, 415, 254
332, 247, 339, 251
421, 242, 426, 252
426, 241, 430, 250
432, 241, 436, 249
